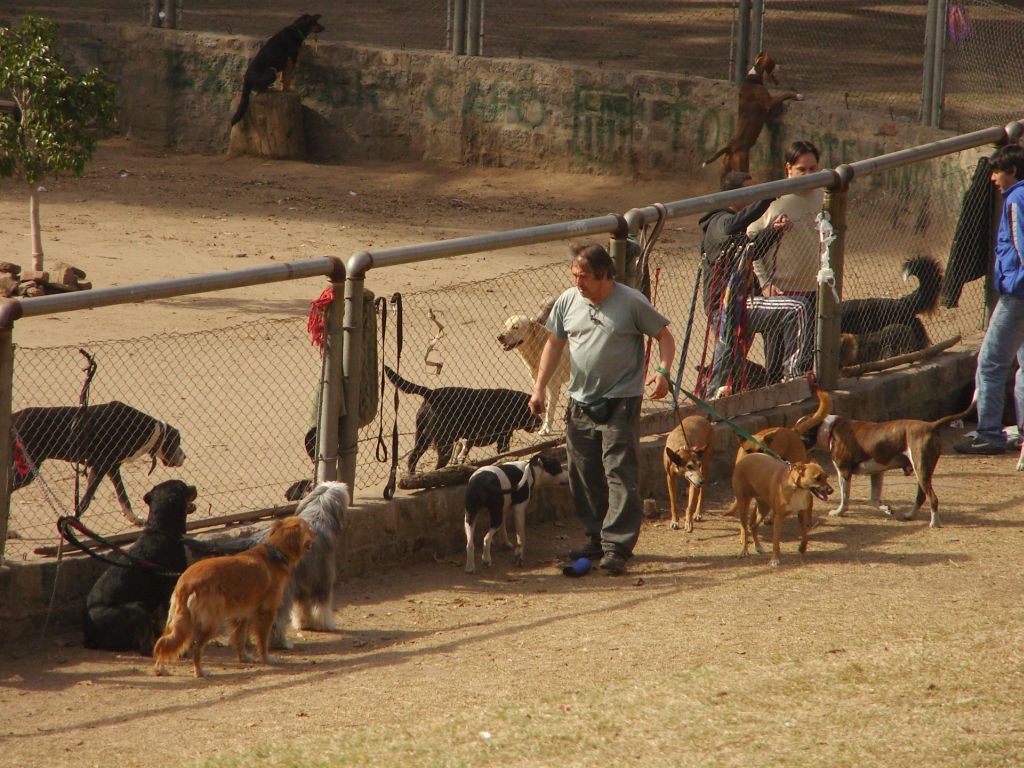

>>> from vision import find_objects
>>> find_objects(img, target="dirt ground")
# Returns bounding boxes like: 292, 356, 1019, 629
1, 140, 1023, 766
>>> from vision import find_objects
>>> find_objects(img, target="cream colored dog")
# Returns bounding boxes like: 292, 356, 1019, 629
728, 453, 833, 567
497, 299, 570, 435
663, 414, 715, 532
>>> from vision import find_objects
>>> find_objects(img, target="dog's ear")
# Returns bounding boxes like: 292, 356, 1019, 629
665, 446, 683, 466
143, 489, 153, 506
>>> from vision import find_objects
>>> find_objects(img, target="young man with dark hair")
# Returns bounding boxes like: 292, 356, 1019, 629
956, 143, 1024, 454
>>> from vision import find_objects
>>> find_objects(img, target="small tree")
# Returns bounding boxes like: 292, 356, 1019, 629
0, 15, 116, 272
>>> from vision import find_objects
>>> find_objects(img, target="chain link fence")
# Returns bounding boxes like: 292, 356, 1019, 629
0, 142, 998, 562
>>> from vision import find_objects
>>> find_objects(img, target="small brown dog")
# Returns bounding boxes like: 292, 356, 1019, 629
153, 517, 314, 678
815, 401, 974, 528
728, 453, 833, 567
663, 414, 715, 532
736, 389, 831, 527
702, 53, 803, 180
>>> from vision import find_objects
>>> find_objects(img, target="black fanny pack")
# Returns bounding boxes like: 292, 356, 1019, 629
572, 397, 620, 424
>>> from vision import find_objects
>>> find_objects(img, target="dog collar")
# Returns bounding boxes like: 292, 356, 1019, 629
265, 543, 289, 565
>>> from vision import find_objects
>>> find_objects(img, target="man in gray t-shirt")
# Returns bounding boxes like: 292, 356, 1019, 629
530, 242, 675, 575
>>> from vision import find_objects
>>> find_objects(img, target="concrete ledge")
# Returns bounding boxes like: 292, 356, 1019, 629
0, 351, 975, 647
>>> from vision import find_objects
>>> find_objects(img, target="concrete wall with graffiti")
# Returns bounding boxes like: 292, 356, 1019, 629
54, 22, 972, 194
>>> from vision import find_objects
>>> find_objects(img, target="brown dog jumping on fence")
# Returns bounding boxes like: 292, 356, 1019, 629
703, 53, 803, 180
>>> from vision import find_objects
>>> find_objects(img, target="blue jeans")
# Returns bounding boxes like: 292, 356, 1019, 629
564, 396, 642, 557
975, 293, 1024, 446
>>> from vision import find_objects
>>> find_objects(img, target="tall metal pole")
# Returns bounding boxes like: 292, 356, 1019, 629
816, 172, 850, 390
734, 0, 752, 84
750, 0, 765, 58
315, 280, 346, 484
452, 0, 467, 55
930, 0, 948, 128
339, 270, 365, 496
921, 0, 939, 126
466, 0, 482, 56
0, 325, 14, 563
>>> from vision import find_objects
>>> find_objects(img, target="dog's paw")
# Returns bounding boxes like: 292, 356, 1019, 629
464, 562, 476, 574
879, 504, 893, 518
754, 541, 766, 555
1017, 455, 1024, 471
794, 93, 805, 101
899, 508, 916, 522
513, 551, 523, 567
539, 425, 553, 436
265, 655, 283, 665
770, 558, 781, 567
684, 521, 693, 533
828, 507, 846, 518
670, 520, 680, 530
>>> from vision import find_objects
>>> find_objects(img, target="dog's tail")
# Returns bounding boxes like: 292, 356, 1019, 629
152, 589, 195, 673
230, 81, 252, 127
900, 255, 943, 317
794, 390, 832, 436
929, 394, 976, 430
702, 145, 729, 167
383, 365, 432, 398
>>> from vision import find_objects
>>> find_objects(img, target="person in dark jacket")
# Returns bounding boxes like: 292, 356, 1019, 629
955, 144, 1024, 454
698, 172, 808, 395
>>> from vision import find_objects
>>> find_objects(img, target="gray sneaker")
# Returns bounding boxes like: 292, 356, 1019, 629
954, 437, 1005, 455
598, 552, 627, 575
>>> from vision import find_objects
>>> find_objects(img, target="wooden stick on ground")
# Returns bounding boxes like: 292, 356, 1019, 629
840, 334, 962, 378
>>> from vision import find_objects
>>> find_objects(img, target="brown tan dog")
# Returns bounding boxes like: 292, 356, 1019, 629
663, 414, 715, 532
728, 453, 833, 567
153, 516, 314, 678
735, 389, 831, 527
814, 401, 974, 528
702, 53, 803, 180
736, 389, 832, 465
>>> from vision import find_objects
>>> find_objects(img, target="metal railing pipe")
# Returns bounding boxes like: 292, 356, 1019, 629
845, 125, 1013, 178
466, 0, 482, 56
339, 273, 365, 494
7, 257, 345, 319
452, 0, 467, 55
346, 215, 622, 277
921, 0, 939, 126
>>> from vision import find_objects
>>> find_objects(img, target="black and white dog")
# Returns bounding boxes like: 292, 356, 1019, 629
206, 480, 349, 649
82, 480, 197, 655
464, 453, 567, 573
11, 401, 186, 525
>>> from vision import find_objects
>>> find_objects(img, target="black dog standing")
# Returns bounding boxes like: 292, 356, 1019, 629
230, 13, 325, 126
82, 480, 197, 655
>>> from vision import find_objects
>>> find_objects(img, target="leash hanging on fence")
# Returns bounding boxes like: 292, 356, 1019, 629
73, 348, 98, 518
375, 292, 403, 500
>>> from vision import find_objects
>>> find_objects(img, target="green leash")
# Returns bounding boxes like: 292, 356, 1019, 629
655, 366, 787, 463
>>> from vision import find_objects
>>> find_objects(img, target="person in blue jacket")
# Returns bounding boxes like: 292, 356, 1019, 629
956, 143, 1024, 454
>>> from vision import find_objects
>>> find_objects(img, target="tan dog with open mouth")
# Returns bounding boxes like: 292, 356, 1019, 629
663, 414, 715, 532
498, 298, 570, 436
735, 389, 831, 526
728, 453, 833, 567
153, 516, 314, 678
813, 400, 974, 528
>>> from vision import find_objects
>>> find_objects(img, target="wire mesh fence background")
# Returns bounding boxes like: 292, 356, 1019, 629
0, 143, 996, 561
8, 0, 1023, 133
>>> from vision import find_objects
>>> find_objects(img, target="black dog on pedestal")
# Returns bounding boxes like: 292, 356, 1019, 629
230, 13, 325, 126
82, 480, 197, 656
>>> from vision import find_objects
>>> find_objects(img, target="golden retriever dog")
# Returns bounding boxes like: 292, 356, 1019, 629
497, 298, 570, 435
152, 517, 314, 678
728, 453, 833, 567
663, 414, 715, 532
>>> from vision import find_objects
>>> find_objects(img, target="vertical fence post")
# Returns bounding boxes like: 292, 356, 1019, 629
816, 168, 851, 390
163, 0, 178, 30
921, 0, 938, 126
148, 0, 162, 27
930, 0, 948, 128
339, 266, 364, 496
452, 0, 467, 55
315, 278, 346, 485
0, 324, 14, 563
466, 0, 482, 56
750, 0, 765, 59
734, 0, 751, 84
608, 215, 630, 283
